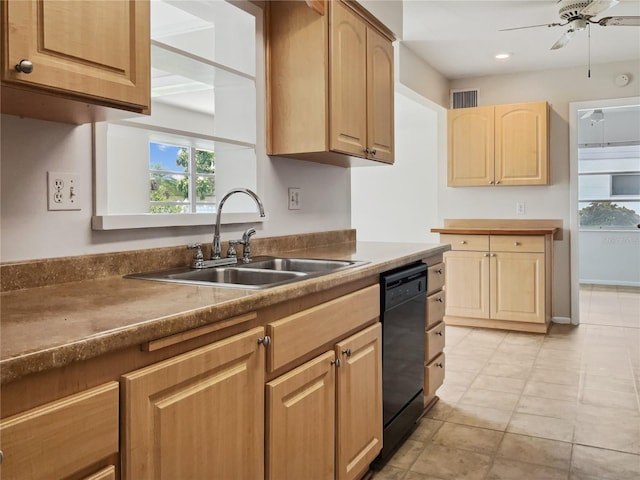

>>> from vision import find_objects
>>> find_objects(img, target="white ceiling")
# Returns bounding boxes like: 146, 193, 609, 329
402, 0, 640, 79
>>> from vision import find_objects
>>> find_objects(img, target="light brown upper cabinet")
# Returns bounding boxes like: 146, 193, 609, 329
267, 0, 394, 167
448, 101, 550, 186
1, 0, 150, 124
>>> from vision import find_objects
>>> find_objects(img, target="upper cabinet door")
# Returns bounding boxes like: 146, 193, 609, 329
448, 106, 495, 186
495, 101, 549, 185
366, 26, 394, 164
2, 0, 150, 110
330, 0, 367, 157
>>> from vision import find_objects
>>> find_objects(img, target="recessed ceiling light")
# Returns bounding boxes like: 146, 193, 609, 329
495, 53, 511, 60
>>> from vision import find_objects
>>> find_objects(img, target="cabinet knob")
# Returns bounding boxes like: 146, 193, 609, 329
483, 253, 489, 257
331, 358, 341, 367
15, 59, 33, 74
436, 268, 443, 274
489, 180, 494, 185
435, 297, 443, 303
435, 330, 443, 336
363, 148, 370, 154
342, 348, 352, 357
514, 242, 521, 246
435, 362, 444, 368
257, 336, 271, 347
496, 180, 501, 184
370, 149, 377, 155
460, 240, 467, 244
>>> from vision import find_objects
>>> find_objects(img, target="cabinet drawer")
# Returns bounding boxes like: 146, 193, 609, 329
426, 290, 446, 329
267, 285, 380, 372
425, 322, 445, 363
491, 235, 545, 253
425, 353, 445, 396
427, 262, 445, 294
0, 382, 119, 480
441, 234, 489, 251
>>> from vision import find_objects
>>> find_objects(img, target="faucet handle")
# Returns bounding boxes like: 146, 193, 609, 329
187, 243, 205, 268
227, 240, 241, 259
242, 228, 257, 242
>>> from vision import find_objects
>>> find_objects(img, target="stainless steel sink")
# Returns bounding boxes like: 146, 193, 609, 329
125, 256, 367, 289
239, 256, 362, 273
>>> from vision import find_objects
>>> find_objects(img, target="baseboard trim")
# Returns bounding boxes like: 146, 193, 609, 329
552, 316, 573, 325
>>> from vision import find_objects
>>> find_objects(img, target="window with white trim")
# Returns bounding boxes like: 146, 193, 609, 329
93, 0, 262, 230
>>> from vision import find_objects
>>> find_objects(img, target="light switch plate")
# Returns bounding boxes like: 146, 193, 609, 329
288, 187, 301, 210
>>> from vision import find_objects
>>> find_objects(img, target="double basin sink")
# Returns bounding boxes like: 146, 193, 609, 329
126, 256, 367, 290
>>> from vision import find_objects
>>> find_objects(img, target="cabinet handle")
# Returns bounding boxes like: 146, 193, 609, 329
0, 449, 3, 464
15, 59, 33, 74
257, 336, 271, 347
342, 348, 352, 357
331, 358, 341, 367
435, 331, 443, 336
514, 242, 521, 246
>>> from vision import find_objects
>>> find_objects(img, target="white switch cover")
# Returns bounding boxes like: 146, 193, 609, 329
288, 187, 301, 210
516, 201, 525, 216
48, 172, 81, 211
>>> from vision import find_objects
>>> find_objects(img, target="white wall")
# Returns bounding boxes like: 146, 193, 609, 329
445, 59, 640, 320
0, 113, 350, 262
351, 87, 442, 244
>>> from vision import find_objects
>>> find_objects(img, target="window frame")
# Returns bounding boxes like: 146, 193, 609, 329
92, 0, 265, 231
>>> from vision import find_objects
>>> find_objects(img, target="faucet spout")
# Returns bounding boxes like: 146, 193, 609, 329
212, 188, 266, 259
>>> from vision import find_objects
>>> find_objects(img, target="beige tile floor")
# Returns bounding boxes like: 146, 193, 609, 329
373, 285, 640, 480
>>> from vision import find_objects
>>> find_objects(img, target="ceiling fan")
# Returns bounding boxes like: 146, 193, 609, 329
501, 0, 640, 50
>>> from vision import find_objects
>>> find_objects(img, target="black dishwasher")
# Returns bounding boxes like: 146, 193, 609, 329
378, 262, 427, 460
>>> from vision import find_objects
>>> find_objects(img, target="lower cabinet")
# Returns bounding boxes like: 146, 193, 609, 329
441, 233, 551, 333
121, 327, 266, 480
266, 323, 382, 480
0, 382, 119, 480
424, 258, 446, 407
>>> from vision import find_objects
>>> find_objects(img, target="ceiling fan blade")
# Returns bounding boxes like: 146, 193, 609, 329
580, 0, 620, 17
598, 15, 640, 26
499, 22, 563, 31
551, 29, 576, 50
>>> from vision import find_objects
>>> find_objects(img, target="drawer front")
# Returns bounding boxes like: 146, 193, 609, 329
490, 235, 545, 253
427, 262, 445, 294
441, 234, 489, 251
0, 382, 119, 480
267, 285, 380, 372
425, 322, 445, 363
425, 353, 445, 396
426, 290, 446, 329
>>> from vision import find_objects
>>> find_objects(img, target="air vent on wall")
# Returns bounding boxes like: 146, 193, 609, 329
450, 89, 479, 109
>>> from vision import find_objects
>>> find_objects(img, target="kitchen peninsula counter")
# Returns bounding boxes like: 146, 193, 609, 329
1, 237, 449, 385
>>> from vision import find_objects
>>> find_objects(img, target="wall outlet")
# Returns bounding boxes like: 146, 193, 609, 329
516, 201, 525, 216
48, 172, 81, 211
288, 187, 301, 210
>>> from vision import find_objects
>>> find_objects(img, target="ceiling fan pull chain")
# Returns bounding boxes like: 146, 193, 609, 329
588, 22, 591, 78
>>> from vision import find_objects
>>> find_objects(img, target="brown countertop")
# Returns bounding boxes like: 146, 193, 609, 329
432, 227, 559, 236
0, 241, 449, 384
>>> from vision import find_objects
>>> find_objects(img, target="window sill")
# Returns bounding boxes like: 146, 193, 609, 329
92, 212, 266, 231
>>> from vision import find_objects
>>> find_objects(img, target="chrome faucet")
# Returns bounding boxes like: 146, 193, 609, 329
212, 188, 266, 260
